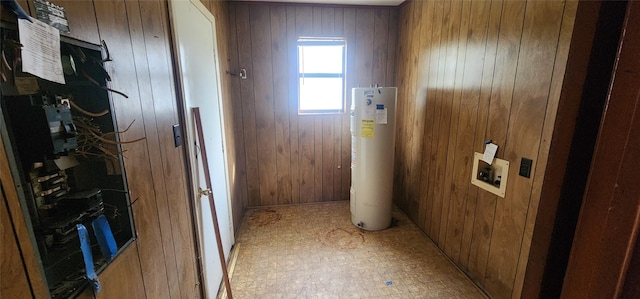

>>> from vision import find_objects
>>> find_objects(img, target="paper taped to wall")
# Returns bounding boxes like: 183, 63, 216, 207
18, 18, 65, 84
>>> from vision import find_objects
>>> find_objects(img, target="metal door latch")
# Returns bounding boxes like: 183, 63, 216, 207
198, 187, 212, 197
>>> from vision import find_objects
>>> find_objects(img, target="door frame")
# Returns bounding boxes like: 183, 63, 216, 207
522, 0, 639, 297
166, 0, 235, 296
560, 1, 640, 296
520, 1, 629, 297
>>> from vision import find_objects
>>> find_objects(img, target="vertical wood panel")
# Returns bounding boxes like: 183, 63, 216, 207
94, 1, 171, 297
391, 1, 406, 211
229, 3, 397, 206
513, 2, 577, 298
321, 116, 334, 201
484, 1, 565, 297
321, 7, 334, 35
430, 0, 456, 245
313, 115, 323, 202
457, 0, 495, 271
286, 6, 300, 204
442, 0, 472, 262
93, 244, 146, 299
425, 0, 446, 240
271, 6, 292, 205
354, 8, 374, 87
236, 4, 261, 207
1, 187, 32, 299
295, 6, 315, 203
51, 0, 100, 45
342, 8, 356, 202
418, 0, 444, 234
320, 7, 335, 202
138, 0, 201, 296
416, 0, 435, 232
332, 8, 344, 202
251, 5, 278, 206
372, 8, 389, 86
227, 3, 250, 219
386, 8, 398, 87
124, 1, 180, 296
465, 0, 504, 282
473, 0, 528, 287
394, 0, 576, 297
402, 0, 420, 220
312, 7, 323, 203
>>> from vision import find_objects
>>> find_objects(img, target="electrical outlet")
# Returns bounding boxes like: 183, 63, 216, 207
519, 158, 533, 178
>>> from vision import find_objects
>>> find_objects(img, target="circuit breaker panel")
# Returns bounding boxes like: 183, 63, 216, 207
1, 24, 136, 297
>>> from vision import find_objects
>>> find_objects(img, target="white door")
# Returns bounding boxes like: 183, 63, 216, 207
169, 0, 234, 296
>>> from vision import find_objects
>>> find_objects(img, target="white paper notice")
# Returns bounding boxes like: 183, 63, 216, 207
376, 108, 388, 124
482, 143, 498, 165
363, 106, 375, 119
18, 18, 65, 84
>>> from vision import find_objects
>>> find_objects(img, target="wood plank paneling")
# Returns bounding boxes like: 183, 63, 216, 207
286, 5, 300, 205
51, 0, 100, 45
124, 1, 180, 296
484, 1, 565, 296
455, 0, 493, 270
320, 7, 335, 203
272, 6, 293, 205
229, 2, 397, 206
227, 3, 250, 223
295, 6, 315, 203
400, 0, 418, 219
424, 0, 445, 240
93, 1, 171, 296
93, 244, 146, 299
394, 1, 577, 298
236, 4, 261, 207
442, 0, 473, 263
513, 2, 578, 297
465, 0, 503, 282
251, 5, 278, 207
341, 7, 356, 202
1, 186, 32, 299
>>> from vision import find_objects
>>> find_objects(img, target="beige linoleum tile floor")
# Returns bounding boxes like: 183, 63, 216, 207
226, 201, 486, 299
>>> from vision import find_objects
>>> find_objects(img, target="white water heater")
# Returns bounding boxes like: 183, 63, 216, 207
350, 87, 397, 231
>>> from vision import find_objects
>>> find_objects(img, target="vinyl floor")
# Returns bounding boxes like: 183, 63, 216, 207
224, 201, 486, 299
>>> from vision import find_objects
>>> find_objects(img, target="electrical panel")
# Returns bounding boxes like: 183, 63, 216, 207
1, 23, 136, 297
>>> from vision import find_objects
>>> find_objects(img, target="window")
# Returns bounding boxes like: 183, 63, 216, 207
297, 38, 346, 114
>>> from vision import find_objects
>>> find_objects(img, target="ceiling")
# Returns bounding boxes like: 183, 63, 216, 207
233, 0, 405, 6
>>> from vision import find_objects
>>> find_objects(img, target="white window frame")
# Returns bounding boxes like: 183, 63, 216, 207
297, 37, 346, 115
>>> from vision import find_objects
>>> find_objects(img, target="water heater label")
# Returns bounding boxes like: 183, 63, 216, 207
361, 120, 375, 138
376, 108, 388, 124
363, 106, 375, 119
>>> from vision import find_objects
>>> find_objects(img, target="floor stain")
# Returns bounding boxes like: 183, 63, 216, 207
319, 227, 365, 251
248, 208, 281, 227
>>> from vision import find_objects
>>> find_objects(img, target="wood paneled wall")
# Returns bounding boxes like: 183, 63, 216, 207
393, 1, 577, 298
1, 0, 242, 298
227, 2, 398, 207
1, 185, 33, 298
